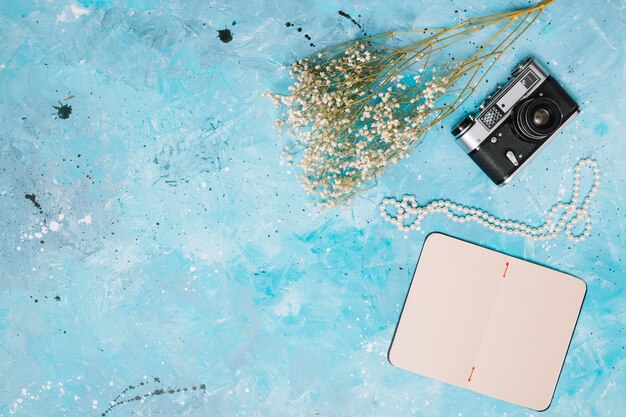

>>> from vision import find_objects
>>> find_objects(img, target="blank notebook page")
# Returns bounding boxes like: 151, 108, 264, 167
388, 233, 586, 411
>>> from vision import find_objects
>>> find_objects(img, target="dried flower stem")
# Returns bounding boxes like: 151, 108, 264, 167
268, 0, 556, 207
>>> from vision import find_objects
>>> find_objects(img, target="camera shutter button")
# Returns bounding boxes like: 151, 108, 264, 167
506, 151, 519, 166
512, 57, 532, 76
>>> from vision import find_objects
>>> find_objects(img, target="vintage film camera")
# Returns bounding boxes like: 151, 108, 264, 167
452, 58, 580, 185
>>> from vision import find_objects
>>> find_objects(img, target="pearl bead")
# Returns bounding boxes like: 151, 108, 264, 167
379, 159, 599, 243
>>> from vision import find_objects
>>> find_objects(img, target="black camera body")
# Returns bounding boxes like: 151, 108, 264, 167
452, 58, 580, 185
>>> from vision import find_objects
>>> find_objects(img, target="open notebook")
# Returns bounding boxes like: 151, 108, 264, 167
388, 233, 586, 411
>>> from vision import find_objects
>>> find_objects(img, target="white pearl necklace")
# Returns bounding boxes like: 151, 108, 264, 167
380, 159, 600, 242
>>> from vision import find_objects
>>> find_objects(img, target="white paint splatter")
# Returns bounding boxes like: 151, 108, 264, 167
49, 221, 61, 232
57, 3, 91, 22
272, 287, 301, 317
78, 214, 92, 225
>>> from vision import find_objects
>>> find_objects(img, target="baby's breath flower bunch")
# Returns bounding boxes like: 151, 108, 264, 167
268, 0, 555, 207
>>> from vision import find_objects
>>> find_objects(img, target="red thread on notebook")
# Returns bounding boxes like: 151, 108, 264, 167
468, 366, 475, 382
503, 261, 510, 278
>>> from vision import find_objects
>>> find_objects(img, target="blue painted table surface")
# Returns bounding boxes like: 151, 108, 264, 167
1, 0, 624, 416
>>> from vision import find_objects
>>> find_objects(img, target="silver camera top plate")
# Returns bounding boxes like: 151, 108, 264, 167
456, 59, 549, 153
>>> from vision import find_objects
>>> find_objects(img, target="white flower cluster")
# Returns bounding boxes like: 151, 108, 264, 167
267, 42, 451, 207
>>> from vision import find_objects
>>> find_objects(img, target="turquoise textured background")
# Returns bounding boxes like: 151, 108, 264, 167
0, 0, 624, 416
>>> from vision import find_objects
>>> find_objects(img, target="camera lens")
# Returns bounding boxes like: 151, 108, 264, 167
514, 98, 562, 141
533, 108, 550, 126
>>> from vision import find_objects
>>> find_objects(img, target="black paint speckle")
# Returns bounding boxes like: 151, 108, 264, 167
53, 103, 72, 119
102, 378, 208, 416
284, 21, 316, 47
25, 193, 43, 212
218, 28, 233, 43
338, 10, 366, 35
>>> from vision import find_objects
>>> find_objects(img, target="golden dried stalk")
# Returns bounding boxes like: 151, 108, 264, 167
268, 0, 556, 207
